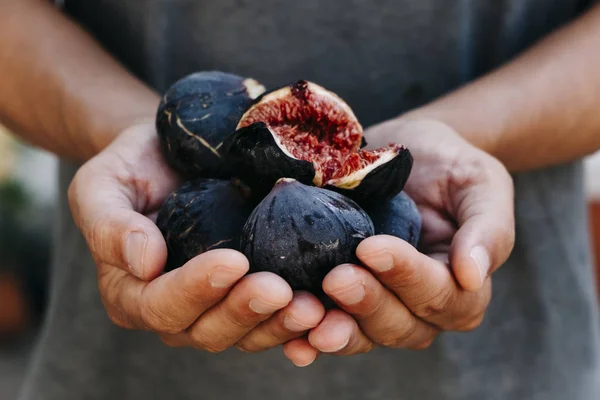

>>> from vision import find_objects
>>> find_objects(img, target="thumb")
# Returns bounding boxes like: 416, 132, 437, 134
449, 157, 515, 292
68, 125, 179, 280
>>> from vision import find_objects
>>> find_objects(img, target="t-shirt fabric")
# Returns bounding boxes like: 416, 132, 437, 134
18, 1, 600, 399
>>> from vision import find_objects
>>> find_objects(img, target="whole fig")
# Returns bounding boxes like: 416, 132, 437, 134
366, 191, 422, 248
156, 71, 265, 178
156, 178, 254, 272
241, 178, 374, 294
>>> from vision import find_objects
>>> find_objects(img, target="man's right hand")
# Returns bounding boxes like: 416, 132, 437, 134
68, 122, 324, 365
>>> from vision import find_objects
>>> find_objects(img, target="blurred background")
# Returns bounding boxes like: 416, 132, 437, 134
0, 123, 599, 398
0, 124, 57, 398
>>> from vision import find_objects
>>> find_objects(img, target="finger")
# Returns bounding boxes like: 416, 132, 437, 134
357, 236, 491, 331
449, 156, 515, 291
283, 338, 320, 367
322, 264, 439, 348
236, 291, 325, 353
68, 128, 179, 280
98, 248, 249, 332
185, 272, 293, 353
308, 309, 373, 356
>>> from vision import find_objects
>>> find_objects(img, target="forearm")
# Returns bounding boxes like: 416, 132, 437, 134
0, 0, 159, 162
399, 4, 600, 172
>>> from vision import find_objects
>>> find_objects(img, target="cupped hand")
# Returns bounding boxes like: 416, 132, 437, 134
284, 118, 515, 363
68, 122, 324, 355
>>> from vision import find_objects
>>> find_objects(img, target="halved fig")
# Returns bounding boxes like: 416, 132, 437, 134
323, 144, 413, 205
223, 80, 412, 204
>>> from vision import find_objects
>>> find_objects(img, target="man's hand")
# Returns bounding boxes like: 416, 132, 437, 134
68, 122, 325, 355
283, 119, 515, 363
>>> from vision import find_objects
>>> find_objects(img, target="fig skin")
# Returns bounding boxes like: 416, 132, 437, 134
241, 178, 374, 294
365, 191, 422, 248
156, 178, 254, 272
156, 71, 265, 179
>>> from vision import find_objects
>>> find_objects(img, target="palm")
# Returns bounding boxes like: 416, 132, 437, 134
402, 133, 463, 258
365, 119, 509, 265
102, 124, 182, 221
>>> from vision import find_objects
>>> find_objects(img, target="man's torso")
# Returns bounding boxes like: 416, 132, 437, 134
19, 1, 600, 399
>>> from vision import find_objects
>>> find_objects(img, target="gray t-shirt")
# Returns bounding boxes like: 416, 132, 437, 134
18, 1, 600, 399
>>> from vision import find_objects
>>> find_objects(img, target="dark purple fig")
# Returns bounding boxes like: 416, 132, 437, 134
156, 178, 254, 272
156, 71, 266, 178
365, 191, 422, 248
241, 178, 374, 294
223, 80, 412, 204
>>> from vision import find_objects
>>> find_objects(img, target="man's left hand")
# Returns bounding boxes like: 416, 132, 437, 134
283, 119, 515, 362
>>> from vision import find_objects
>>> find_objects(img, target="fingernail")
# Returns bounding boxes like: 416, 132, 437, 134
125, 232, 147, 277
249, 298, 284, 314
364, 250, 394, 272
283, 315, 311, 332
209, 266, 242, 288
293, 353, 317, 367
321, 336, 350, 353
329, 266, 365, 305
470, 246, 490, 287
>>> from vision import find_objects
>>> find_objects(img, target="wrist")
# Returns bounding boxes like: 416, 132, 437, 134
396, 104, 503, 159
88, 113, 157, 156
65, 91, 160, 161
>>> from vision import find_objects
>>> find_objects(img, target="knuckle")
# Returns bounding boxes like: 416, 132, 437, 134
343, 339, 375, 355
188, 329, 227, 353
97, 271, 119, 305
414, 288, 455, 319
88, 214, 115, 263
140, 303, 182, 334
98, 276, 135, 330
227, 312, 256, 330
272, 323, 295, 341
224, 303, 261, 329
378, 318, 418, 348
176, 284, 203, 308
353, 293, 387, 320
449, 156, 484, 187
386, 266, 421, 292
235, 339, 263, 353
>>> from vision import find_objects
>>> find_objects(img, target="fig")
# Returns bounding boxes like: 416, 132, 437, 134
156, 71, 266, 178
223, 80, 412, 204
156, 178, 254, 272
241, 178, 374, 294
366, 191, 422, 248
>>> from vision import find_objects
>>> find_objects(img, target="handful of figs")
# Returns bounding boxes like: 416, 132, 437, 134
155, 71, 422, 294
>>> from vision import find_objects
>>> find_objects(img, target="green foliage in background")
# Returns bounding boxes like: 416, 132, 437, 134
0, 178, 30, 213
